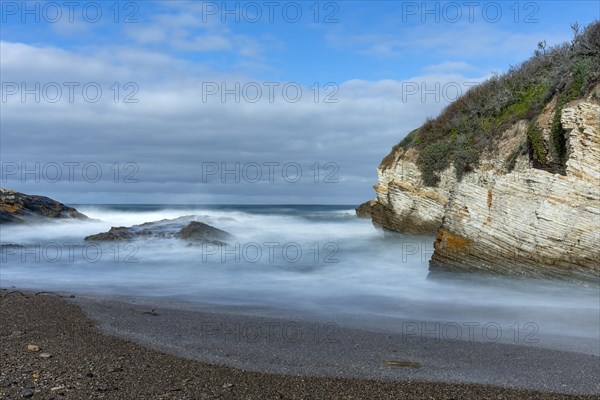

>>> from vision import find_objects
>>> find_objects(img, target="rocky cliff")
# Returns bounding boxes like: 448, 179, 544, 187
363, 92, 600, 284
431, 100, 599, 282
359, 22, 600, 284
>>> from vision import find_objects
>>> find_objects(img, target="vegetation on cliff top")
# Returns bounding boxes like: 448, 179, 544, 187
391, 21, 600, 187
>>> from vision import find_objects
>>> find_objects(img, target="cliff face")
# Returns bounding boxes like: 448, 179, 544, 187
361, 89, 600, 284
368, 118, 530, 235
369, 148, 448, 234
432, 100, 600, 282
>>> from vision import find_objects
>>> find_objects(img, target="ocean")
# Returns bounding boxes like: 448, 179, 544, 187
1, 204, 598, 352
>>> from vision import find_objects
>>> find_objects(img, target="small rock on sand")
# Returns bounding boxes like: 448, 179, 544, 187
26, 344, 39, 352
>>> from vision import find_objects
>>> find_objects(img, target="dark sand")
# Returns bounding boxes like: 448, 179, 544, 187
1, 289, 598, 400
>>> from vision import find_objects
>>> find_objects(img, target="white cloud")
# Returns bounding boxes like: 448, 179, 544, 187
423, 61, 476, 74
326, 23, 570, 62
123, 9, 272, 59
0, 41, 481, 203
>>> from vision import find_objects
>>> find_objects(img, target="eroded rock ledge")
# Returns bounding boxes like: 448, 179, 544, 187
360, 96, 600, 284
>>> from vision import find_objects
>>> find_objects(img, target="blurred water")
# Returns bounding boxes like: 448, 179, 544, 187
1, 204, 598, 350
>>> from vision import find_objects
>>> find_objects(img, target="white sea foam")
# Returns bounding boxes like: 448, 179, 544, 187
1, 205, 598, 351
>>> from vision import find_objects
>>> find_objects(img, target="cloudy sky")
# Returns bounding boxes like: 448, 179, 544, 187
1, 1, 598, 204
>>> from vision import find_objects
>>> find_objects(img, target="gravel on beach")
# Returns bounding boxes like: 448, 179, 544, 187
0, 289, 597, 400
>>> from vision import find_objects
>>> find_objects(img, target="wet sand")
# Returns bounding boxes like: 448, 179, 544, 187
1, 289, 598, 399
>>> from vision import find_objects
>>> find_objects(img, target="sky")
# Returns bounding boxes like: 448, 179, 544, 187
1, 0, 599, 204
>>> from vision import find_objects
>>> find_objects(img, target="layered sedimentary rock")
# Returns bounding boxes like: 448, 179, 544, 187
0, 188, 88, 224
431, 100, 600, 282
360, 96, 600, 284
369, 148, 450, 234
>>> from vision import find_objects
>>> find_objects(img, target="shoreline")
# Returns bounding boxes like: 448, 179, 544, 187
1, 289, 598, 399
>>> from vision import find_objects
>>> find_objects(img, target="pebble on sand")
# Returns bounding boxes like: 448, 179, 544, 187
26, 344, 40, 352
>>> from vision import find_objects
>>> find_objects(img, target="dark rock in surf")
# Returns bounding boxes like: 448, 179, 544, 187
84, 216, 231, 245
0, 188, 88, 224
178, 221, 231, 243
83, 226, 136, 241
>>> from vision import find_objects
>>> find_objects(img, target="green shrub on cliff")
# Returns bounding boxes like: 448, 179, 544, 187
399, 128, 419, 148
550, 56, 596, 162
417, 136, 479, 185
527, 119, 547, 164
417, 140, 452, 186
400, 21, 600, 187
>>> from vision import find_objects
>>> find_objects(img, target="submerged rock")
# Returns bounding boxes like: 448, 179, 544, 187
84, 216, 231, 244
0, 188, 88, 224
1, 243, 24, 250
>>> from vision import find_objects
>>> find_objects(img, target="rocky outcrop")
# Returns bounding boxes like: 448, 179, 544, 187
430, 100, 600, 283
178, 221, 230, 243
85, 216, 231, 245
361, 21, 600, 283
368, 148, 450, 234
360, 95, 600, 284
0, 188, 88, 224
84, 226, 138, 241
355, 200, 375, 218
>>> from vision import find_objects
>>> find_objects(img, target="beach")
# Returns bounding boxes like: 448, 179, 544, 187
1, 289, 598, 400
3, 6, 600, 400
